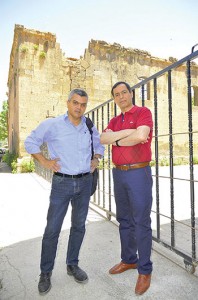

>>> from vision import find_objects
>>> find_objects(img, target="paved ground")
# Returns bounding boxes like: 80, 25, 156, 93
0, 162, 198, 300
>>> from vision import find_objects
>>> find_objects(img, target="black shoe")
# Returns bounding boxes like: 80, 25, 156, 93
38, 272, 52, 295
67, 265, 88, 283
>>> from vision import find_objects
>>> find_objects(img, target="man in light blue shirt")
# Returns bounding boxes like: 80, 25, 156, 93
25, 88, 104, 295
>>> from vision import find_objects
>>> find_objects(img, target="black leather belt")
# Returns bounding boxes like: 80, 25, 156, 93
54, 172, 90, 178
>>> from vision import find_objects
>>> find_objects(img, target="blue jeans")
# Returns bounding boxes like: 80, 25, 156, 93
113, 166, 153, 275
40, 173, 92, 273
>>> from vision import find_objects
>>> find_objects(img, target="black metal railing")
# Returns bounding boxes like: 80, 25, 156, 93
85, 47, 198, 273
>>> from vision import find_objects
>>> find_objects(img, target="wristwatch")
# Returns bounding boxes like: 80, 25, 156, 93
115, 140, 121, 147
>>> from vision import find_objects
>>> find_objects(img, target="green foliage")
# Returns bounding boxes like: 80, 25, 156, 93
4, 152, 35, 173
20, 45, 28, 53
193, 156, 198, 164
150, 160, 155, 167
39, 51, 46, 59
0, 101, 8, 141
11, 160, 17, 173
99, 155, 198, 169
173, 157, 189, 166
2, 151, 17, 167
21, 160, 35, 173
150, 156, 198, 167
159, 157, 169, 166
33, 44, 39, 51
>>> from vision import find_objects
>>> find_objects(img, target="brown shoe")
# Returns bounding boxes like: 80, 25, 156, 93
135, 274, 151, 295
109, 261, 137, 274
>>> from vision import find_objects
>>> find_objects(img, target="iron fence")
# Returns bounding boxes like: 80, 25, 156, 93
86, 47, 198, 274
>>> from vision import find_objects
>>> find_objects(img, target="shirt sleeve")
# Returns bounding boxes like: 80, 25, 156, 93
136, 107, 153, 129
92, 125, 105, 156
24, 119, 51, 154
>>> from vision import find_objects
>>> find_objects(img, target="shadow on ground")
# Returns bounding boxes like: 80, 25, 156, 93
1, 220, 198, 300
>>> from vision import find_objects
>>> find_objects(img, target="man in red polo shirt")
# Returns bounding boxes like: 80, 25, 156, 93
100, 81, 153, 296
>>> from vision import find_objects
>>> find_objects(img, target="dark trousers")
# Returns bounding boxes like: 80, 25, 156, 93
40, 173, 92, 273
113, 166, 153, 274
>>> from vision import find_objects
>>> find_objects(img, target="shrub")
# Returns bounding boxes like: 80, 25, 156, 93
3, 152, 35, 173
11, 160, 17, 173
193, 156, 198, 165
39, 51, 46, 59
20, 45, 28, 53
33, 44, 39, 51
159, 157, 169, 166
2, 151, 17, 167
21, 160, 35, 173
11, 158, 35, 174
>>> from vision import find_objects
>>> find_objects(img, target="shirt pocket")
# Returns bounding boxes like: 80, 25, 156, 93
80, 128, 92, 152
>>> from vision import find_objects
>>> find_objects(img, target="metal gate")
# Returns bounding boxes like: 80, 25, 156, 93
86, 46, 198, 273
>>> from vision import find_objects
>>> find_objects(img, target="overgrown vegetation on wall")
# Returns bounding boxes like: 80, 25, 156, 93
0, 101, 8, 142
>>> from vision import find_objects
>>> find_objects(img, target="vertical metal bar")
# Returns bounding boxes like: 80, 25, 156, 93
96, 109, 99, 129
168, 70, 175, 248
186, 60, 196, 260
91, 110, 95, 124
101, 105, 105, 210
153, 77, 160, 240
91, 109, 97, 204
141, 85, 145, 107
107, 102, 111, 220
132, 89, 136, 105
114, 102, 117, 116
96, 108, 101, 206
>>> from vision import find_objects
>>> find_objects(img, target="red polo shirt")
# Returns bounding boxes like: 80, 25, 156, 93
105, 105, 153, 165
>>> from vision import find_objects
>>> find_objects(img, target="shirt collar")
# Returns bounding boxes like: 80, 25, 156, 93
63, 112, 86, 124
120, 105, 137, 117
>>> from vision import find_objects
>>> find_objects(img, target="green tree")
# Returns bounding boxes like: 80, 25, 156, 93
0, 101, 8, 141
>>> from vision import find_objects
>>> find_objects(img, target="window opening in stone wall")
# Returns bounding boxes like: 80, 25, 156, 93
43, 41, 49, 53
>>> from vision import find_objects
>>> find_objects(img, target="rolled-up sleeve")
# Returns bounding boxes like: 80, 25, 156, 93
24, 120, 49, 154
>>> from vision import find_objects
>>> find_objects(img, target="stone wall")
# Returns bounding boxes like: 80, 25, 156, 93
7, 25, 198, 158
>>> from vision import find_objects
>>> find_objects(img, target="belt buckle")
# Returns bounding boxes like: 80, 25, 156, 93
122, 164, 135, 170
121, 165, 128, 171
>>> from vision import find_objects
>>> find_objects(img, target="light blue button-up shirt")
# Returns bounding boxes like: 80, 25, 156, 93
24, 112, 105, 175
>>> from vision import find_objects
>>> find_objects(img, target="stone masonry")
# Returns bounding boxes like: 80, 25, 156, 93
7, 25, 198, 157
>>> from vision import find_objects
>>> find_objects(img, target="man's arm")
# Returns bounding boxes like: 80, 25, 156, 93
100, 129, 136, 145
117, 125, 150, 146
32, 153, 60, 172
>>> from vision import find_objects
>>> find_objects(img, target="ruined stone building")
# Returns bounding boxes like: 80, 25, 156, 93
7, 25, 198, 158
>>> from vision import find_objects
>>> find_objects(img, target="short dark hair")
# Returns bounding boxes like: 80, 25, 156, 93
111, 81, 131, 97
68, 88, 88, 101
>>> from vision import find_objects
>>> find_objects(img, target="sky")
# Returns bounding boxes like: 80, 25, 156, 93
0, 0, 198, 111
